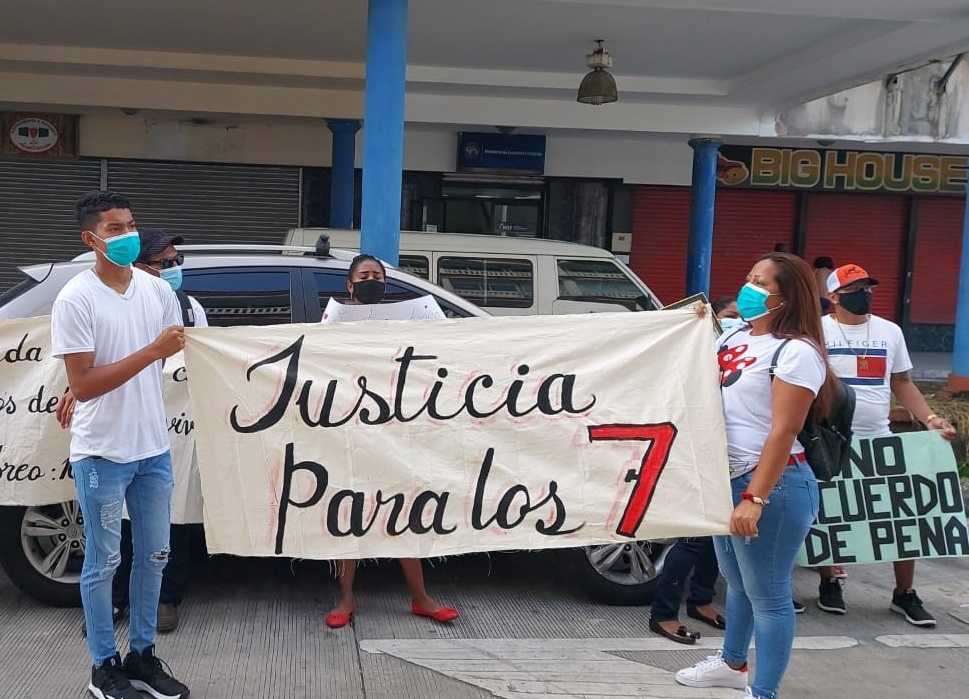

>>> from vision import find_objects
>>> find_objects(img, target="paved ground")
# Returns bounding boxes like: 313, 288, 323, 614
1, 548, 968, 699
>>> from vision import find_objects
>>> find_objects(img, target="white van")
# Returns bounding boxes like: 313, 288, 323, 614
284, 228, 662, 316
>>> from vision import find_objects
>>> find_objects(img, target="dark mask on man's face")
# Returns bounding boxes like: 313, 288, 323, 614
352, 279, 386, 305
838, 289, 872, 316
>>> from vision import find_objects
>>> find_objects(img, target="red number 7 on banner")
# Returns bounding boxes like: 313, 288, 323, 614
588, 423, 678, 538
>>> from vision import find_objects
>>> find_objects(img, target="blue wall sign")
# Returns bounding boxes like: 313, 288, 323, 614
457, 132, 546, 175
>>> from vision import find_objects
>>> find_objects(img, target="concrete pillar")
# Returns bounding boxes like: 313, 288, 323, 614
686, 137, 721, 297
360, 0, 407, 266
946, 174, 969, 392
326, 119, 361, 229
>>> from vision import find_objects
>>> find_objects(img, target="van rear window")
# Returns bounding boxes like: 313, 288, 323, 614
437, 257, 533, 309
557, 258, 651, 310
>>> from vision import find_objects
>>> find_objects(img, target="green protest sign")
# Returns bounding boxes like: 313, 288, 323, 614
797, 431, 969, 566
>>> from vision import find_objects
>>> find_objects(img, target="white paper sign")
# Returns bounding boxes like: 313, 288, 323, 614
183, 311, 733, 559
321, 295, 446, 323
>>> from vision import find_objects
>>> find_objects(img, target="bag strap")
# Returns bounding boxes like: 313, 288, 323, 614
175, 290, 196, 327
767, 338, 792, 381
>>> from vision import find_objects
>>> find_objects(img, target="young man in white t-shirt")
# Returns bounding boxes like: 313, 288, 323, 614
50, 191, 190, 699
106, 228, 208, 636
816, 263, 956, 627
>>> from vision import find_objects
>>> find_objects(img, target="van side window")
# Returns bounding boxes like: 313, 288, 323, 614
399, 255, 430, 279
181, 268, 295, 326
556, 259, 656, 311
437, 257, 534, 309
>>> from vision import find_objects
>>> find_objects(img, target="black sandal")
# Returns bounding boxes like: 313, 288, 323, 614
649, 617, 700, 644
687, 606, 726, 630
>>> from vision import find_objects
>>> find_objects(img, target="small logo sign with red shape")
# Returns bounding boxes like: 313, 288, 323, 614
9, 117, 59, 154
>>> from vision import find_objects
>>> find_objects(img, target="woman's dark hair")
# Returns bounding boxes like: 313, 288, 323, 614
347, 253, 386, 280
75, 190, 131, 230
712, 296, 737, 316
812, 256, 834, 270
762, 252, 837, 421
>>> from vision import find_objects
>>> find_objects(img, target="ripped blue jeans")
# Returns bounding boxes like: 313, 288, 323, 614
72, 452, 173, 665
715, 462, 819, 699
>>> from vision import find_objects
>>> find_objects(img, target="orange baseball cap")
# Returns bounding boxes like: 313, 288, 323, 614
826, 263, 879, 293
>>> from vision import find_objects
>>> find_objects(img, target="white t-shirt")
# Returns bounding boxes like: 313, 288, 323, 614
718, 328, 827, 477
188, 296, 208, 328
822, 314, 912, 437
51, 267, 182, 463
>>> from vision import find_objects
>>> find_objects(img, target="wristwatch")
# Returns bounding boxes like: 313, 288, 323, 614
741, 492, 768, 506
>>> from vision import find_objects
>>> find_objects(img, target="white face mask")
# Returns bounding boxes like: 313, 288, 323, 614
719, 317, 745, 332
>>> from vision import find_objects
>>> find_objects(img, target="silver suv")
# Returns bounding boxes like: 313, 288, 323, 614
0, 243, 670, 607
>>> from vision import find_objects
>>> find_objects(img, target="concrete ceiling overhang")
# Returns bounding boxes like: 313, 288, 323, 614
1, 0, 968, 136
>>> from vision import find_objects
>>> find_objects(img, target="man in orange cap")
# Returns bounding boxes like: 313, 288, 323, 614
816, 263, 956, 626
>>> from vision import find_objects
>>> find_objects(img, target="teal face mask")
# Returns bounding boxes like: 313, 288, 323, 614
159, 266, 183, 291
736, 282, 782, 321
93, 231, 141, 267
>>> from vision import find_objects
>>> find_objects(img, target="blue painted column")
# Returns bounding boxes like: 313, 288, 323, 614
326, 119, 361, 229
948, 172, 969, 390
360, 0, 407, 265
686, 138, 721, 297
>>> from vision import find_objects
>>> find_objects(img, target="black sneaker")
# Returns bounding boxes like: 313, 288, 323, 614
123, 646, 190, 699
89, 653, 142, 699
792, 599, 805, 614
891, 589, 936, 627
817, 579, 846, 614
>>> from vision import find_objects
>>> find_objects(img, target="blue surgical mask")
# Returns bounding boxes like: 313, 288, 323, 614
92, 231, 141, 267
737, 282, 782, 321
159, 266, 183, 291
719, 317, 744, 332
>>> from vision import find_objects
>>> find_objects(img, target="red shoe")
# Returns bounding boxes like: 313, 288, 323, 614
325, 607, 354, 628
411, 603, 459, 623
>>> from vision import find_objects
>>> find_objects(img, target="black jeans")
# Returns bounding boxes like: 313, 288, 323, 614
113, 520, 193, 609
650, 536, 720, 622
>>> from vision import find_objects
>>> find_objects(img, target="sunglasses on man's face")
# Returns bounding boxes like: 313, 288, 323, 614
839, 284, 873, 294
145, 253, 184, 270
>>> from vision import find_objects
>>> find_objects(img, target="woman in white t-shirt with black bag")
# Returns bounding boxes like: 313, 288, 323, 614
676, 252, 839, 699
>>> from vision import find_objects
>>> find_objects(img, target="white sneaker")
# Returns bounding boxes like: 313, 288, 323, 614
737, 689, 757, 698
675, 651, 748, 690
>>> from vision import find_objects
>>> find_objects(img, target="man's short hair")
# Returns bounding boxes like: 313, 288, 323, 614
75, 190, 131, 230
813, 256, 834, 270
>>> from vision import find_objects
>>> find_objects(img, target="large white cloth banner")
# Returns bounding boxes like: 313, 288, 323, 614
184, 311, 733, 559
0, 316, 201, 523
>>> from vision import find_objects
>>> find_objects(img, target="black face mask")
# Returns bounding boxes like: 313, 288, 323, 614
352, 279, 386, 305
838, 289, 872, 316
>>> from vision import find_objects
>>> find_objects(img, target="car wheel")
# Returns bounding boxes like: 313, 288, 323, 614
566, 539, 674, 605
0, 503, 84, 607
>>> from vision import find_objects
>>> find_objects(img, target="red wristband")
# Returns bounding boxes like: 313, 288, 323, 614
741, 491, 768, 506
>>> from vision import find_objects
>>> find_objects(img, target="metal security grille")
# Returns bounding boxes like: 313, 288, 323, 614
106, 160, 300, 247
0, 158, 102, 291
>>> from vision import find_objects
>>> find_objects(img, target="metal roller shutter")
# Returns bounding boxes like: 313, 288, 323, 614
0, 158, 102, 291
630, 185, 797, 304
710, 189, 798, 301
629, 185, 690, 304
910, 197, 963, 324
106, 160, 300, 246
803, 193, 907, 323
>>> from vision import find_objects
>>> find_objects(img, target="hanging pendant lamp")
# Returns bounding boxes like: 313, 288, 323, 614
577, 39, 618, 105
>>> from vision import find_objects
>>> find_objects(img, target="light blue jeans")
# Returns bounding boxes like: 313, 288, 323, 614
72, 452, 174, 665
715, 462, 819, 699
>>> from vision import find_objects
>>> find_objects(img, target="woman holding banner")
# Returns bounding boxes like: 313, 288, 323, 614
323, 254, 459, 629
676, 253, 837, 699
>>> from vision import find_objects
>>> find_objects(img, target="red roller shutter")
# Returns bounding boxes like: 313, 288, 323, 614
910, 197, 963, 324
629, 185, 690, 304
803, 193, 907, 322
710, 189, 797, 301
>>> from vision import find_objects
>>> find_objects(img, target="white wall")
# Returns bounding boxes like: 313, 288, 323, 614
78, 113, 696, 185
